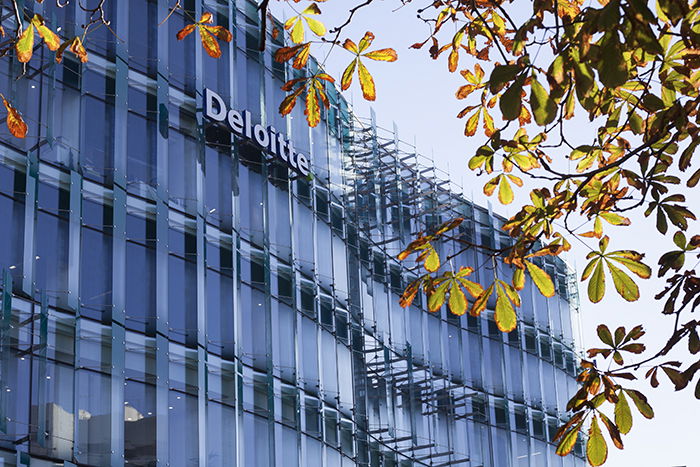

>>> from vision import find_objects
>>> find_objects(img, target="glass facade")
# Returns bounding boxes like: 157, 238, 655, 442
0, 0, 584, 466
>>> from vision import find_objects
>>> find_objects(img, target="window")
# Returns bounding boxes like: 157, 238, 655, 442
324, 409, 338, 447
300, 279, 316, 317
281, 386, 297, 426
320, 295, 334, 330
304, 397, 321, 437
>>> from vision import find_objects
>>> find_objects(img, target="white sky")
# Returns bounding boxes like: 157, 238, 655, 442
270, 2, 700, 465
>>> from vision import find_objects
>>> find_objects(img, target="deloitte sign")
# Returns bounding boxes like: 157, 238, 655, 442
203, 88, 310, 177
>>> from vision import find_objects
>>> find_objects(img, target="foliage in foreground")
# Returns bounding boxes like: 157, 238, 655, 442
267, 0, 700, 465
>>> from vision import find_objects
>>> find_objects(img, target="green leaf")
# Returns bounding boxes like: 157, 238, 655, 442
574, 61, 595, 100
620, 343, 644, 354
489, 64, 520, 93
614, 326, 626, 346
689, 328, 700, 354
499, 77, 524, 121
606, 260, 640, 301
661, 366, 688, 389
548, 55, 566, 86
673, 231, 686, 249
625, 389, 654, 419
581, 257, 600, 281
615, 390, 633, 434
598, 33, 628, 88
587, 416, 608, 466
448, 280, 468, 316
495, 284, 517, 332
607, 255, 652, 279
555, 423, 581, 457
530, 76, 557, 126
598, 412, 624, 450
588, 260, 606, 303
525, 260, 555, 297
658, 0, 688, 25
597, 324, 614, 346
656, 208, 669, 234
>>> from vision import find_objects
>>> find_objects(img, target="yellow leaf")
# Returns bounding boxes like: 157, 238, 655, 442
525, 260, 555, 297
495, 284, 517, 332
305, 86, 320, 127
301, 4, 322, 15
72, 36, 88, 62
457, 278, 483, 298
448, 48, 459, 72
471, 284, 493, 317
363, 48, 398, 61
199, 27, 222, 58
313, 79, 330, 108
498, 174, 514, 204
507, 174, 523, 187
357, 59, 376, 101
475, 63, 484, 81
291, 18, 304, 44
483, 110, 495, 136
32, 15, 60, 51
304, 16, 326, 37
56, 36, 88, 63
448, 281, 468, 316
200, 12, 213, 24
1, 95, 28, 138
499, 280, 521, 307
594, 216, 603, 237
341, 58, 357, 90
512, 267, 525, 290
599, 211, 630, 226
428, 281, 450, 312
284, 15, 298, 30
358, 31, 375, 52
315, 73, 335, 84
424, 247, 440, 272
483, 174, 499, 196
464, 109, 480, 137
587, 416, 608, 466
16, 23, 35, 63
293, 42, 311, 69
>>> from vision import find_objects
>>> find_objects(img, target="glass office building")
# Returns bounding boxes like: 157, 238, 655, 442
0, 0, 585, 466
